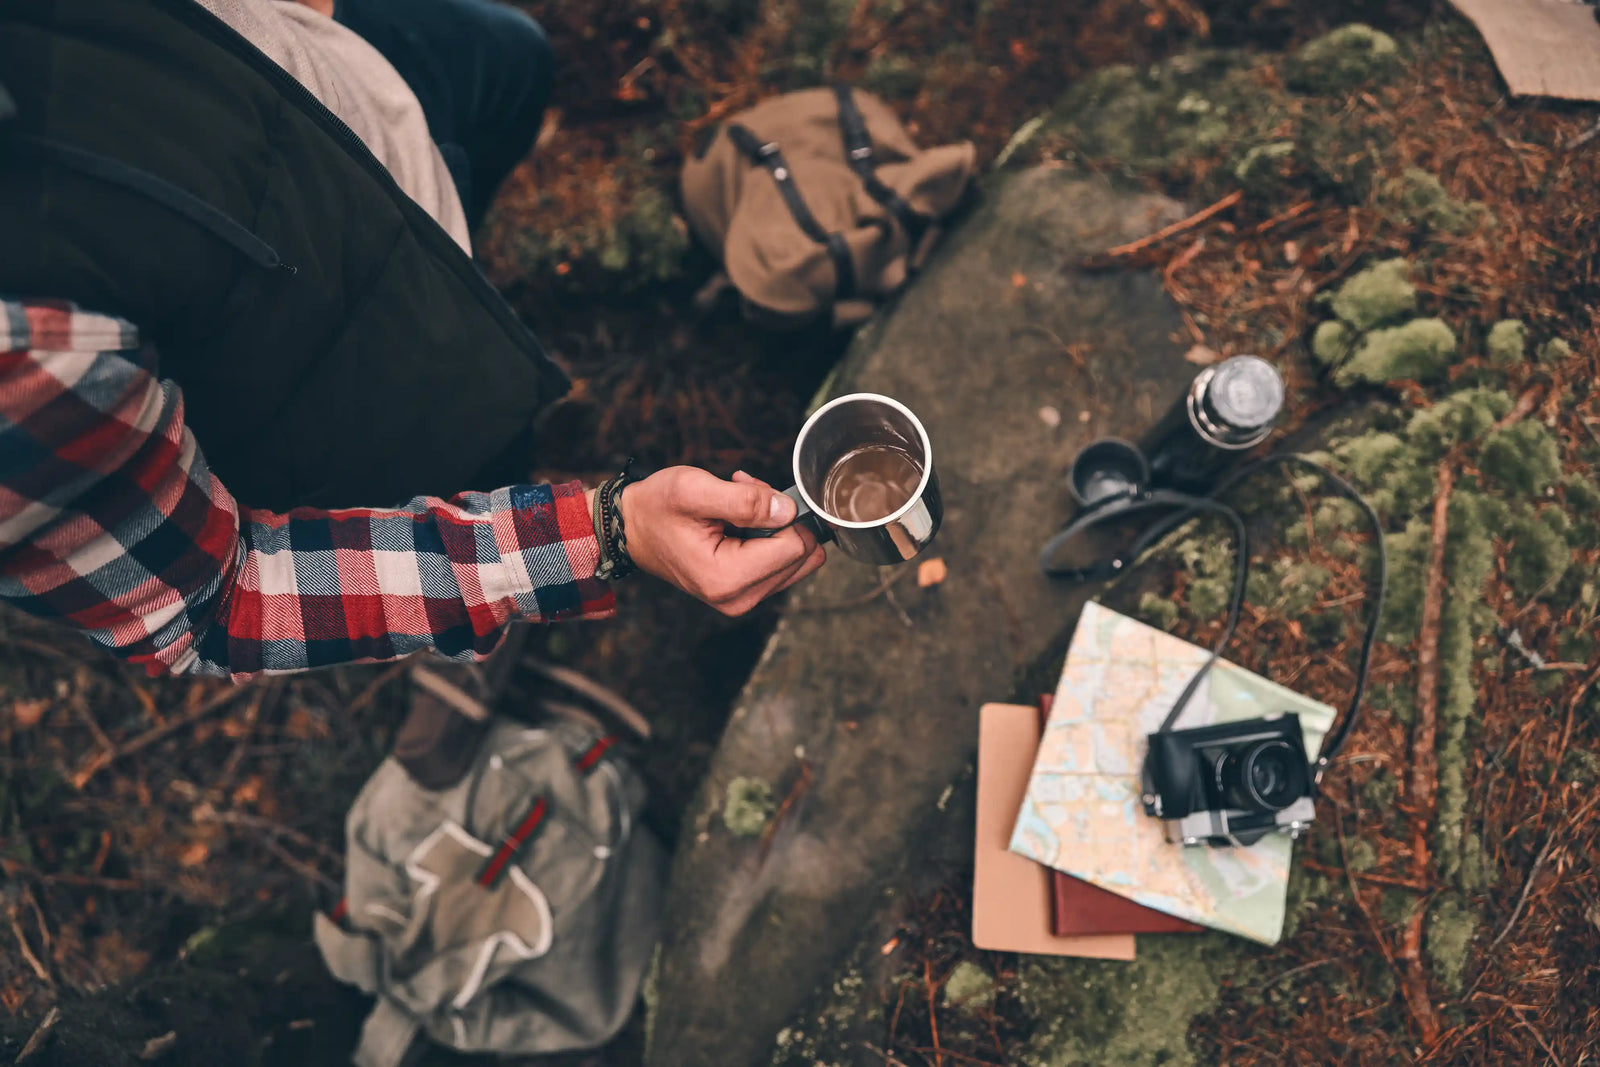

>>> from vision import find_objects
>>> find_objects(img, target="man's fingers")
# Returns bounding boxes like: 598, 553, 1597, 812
676, 468, 795, 529
712, 518, 816, 579
719, 544, 827, 616
772, 545, 827, 594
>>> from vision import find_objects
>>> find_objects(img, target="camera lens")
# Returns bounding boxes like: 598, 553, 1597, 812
1219, 740, 1307, 813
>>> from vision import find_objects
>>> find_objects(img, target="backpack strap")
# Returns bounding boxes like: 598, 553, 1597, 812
832, 85, 930, 249
352, 996, 424, 1067
724, 123, 857, 301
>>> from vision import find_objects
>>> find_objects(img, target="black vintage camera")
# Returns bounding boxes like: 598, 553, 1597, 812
1141, 715, 1317, 847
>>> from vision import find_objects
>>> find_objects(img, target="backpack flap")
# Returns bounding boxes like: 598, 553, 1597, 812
681, 87, 974, 327
321, 720, 662, 1061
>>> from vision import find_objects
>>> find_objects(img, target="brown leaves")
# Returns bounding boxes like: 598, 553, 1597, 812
10, 699, 49, 730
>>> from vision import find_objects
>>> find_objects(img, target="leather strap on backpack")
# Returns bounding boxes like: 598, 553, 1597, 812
725, 123, 858, 301
832, 84, 931, 249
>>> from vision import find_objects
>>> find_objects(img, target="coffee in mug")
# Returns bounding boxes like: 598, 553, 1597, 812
820, 444, 922, 524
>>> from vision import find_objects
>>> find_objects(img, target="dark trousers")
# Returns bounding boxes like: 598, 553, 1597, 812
334, 0, 555, 230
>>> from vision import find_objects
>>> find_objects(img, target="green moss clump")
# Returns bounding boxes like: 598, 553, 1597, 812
598, 187, 691, 283
1381, 167, 1491, 234
1537, 338, 1573, 364
1560, 748, 1600, 784
1332, 429, 1434, 522
1336, 431, 1407, 484
1334, 318, 1457, 386
1485, 320, 1528, 366
1247, 560, 1332, 617
1563, 473, 1600, 514
1478, 420, 1562, 497
1035, 51, 1290, 177
1425, 895, 1478, 995
943, 961, 997, 1012
1016, 935, 1238, 1067
1362, 767, 1401, 806
1233, 141, 1297, 194
1505, 507, 1573, 598
1379, 520, 1432, 644
1435, 491, 1498, 885
1563, 474, 1600, 547
1185, 577, 1230, 621
1137, 592, 1180, 632
1379, 888, 1421, 926
1330, 259, 1416, 332
1286, 24, 1402, 94
1345, 838, 1378, 872
723, 776, 776, 837
1312, 320, 1356, 366
1406, 388, 1513, 459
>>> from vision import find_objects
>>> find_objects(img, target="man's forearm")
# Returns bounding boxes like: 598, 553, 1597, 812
0, 297, 613, 681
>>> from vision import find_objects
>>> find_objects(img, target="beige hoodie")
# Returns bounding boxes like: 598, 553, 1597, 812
194, 0, 472, 253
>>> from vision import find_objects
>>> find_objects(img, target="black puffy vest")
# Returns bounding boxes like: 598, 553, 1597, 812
0, 0, 569, 511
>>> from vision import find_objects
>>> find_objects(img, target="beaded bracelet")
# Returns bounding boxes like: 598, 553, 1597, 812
593, 460, 636, 581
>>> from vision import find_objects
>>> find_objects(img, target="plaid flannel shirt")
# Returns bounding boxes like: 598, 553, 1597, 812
0, 298, 614, 680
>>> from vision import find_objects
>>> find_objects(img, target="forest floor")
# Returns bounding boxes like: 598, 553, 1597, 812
3, 0, 1598, 1064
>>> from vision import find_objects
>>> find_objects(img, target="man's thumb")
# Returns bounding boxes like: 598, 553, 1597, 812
692, 471, 796, 528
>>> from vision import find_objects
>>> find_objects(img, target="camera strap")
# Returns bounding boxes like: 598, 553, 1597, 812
1040, 453, 1387, 784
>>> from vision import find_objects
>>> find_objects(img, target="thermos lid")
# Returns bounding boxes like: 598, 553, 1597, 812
1203, 356, 1284, 434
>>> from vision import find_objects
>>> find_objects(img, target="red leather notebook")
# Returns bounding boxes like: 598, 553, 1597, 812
1037, 695, 1203, 937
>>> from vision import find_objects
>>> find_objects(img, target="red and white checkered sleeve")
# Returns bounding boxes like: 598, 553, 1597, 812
0, 298, 614, 682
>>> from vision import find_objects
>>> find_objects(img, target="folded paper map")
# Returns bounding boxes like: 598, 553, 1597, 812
1009, 601, 1335, 944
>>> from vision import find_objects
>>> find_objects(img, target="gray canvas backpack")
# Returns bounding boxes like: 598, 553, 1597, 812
314, 713, 663, 1067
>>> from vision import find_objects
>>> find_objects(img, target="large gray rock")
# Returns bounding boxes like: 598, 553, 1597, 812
647, 169, 1216, 1066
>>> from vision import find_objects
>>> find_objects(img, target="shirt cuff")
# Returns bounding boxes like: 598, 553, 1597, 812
490, 480, 616, 623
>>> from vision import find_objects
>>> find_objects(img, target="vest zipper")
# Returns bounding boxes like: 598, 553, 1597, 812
160, 0, 566, 387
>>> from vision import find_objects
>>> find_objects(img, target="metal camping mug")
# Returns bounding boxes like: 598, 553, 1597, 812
745, 393, 942, 565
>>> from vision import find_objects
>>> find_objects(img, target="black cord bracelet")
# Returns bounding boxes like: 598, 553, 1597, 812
594, 461, 637, 581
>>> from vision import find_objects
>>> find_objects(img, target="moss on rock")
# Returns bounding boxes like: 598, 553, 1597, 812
723, 776, 776, 837
1330, 259, 1417, 332
1334, 318, 1457, 387
1033, 52, 1286, 177
1485, 320, 1528, 366
1285, 24, 1402, 95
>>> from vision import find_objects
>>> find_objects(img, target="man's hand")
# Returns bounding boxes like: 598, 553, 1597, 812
616, 467, 826, 616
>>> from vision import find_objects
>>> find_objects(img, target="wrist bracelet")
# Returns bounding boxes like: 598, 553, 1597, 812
594, 460, 636, 581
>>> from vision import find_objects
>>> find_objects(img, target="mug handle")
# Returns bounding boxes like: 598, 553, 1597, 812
730, 486, 835, 544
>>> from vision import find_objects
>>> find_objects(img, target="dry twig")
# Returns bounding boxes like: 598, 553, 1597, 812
1088, 190, 1243, 263
72, 684, 260, 788
1399, 460, 1455, 1046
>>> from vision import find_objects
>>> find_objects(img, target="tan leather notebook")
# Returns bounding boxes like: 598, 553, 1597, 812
972, 703, 1135, 960
1036, 695, 1202, 937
